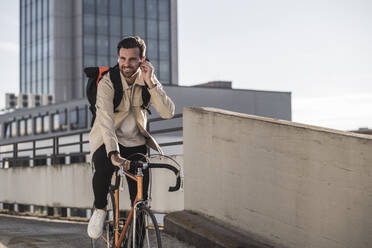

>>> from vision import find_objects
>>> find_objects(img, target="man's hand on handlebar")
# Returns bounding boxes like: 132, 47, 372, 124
110, 153, 130, 171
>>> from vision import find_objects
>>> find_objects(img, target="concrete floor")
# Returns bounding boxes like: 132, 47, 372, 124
0, 214, 195, 248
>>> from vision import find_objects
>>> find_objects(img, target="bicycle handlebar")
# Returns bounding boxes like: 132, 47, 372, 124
129, 160, 182, 192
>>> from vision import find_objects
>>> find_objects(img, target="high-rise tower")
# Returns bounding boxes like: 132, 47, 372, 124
20, 0, 178, 102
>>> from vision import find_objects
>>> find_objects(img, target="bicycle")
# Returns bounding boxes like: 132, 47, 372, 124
90, 154, 183, 248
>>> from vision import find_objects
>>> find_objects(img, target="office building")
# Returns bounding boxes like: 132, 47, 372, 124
19, 0, 178, 102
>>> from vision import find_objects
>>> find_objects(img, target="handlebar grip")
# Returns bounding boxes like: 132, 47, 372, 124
129, 161, 181, 192
168, 175, 181, 192
148, 163, 181, 192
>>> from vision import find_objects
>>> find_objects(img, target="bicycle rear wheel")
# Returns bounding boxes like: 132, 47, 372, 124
132, 204, 162, 248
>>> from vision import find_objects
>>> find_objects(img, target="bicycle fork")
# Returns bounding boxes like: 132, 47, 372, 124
115, 167, 145, 248
132, 167, 144, 248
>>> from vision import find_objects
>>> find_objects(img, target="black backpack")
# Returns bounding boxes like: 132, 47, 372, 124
84, 64, 151, 127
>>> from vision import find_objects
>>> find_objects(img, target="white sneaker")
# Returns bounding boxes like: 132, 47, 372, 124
87, 208, 107, 239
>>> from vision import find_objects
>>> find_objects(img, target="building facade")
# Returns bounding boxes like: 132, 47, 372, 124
0, 84, 291, 161
19, 0, 178, 102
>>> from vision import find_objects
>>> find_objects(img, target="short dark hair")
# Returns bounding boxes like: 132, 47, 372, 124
117, 36, 146, 58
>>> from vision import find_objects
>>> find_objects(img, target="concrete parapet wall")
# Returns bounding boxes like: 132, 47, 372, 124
183, 107, 372, 248
0, 155, 183, 213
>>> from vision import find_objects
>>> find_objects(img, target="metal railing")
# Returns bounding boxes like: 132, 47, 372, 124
0, 113, 183, 168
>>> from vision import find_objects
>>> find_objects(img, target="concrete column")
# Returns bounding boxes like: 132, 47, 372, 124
14, 203, 18, 212
30, 205, 34, 213
67, 208, 71, 217
0, 203, 3, 209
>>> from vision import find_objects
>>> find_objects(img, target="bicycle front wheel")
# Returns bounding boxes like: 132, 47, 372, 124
132, 204, 162, 248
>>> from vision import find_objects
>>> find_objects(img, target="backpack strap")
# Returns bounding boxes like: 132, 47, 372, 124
141, 84, 152, 115
97, 67, 110, 86
108, 64, 123, 112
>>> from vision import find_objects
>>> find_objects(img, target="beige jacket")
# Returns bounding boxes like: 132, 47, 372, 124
89, 69, 175, 159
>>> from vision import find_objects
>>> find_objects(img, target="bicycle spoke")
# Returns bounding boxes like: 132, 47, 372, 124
132, 204, 162, 248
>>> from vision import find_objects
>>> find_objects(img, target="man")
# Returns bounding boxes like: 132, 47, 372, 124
87, 36, 175, 239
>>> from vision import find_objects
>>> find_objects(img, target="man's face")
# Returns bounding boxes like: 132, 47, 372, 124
118, 47, 143, 78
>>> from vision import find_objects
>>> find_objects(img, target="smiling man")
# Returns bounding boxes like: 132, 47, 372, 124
87, 36, 175, 239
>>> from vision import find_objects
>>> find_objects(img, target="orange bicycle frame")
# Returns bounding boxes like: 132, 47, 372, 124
105, 168, 144, 248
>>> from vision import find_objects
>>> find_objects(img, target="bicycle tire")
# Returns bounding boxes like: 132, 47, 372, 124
132, 204, 162, 248
106, 190, 117, 247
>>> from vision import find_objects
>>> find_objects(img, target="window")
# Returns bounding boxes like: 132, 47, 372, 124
59, 109, 68, 130
97, 35, 109, 55
43, 1, 48, 20
21, 61, 25, 93
151, 60, 158, 74
26, 4, 31, 42
11, 121, 17, 137
37, 79, 42, 94
122, 17, 133, 36
49, 0, 54, 37
84, 0, 95, 14
97, 14, 108, 36
19, 119, 26, 136
35, 116, 43, 134
159, 21, 169, 40
147, 39, 158, 60
84, 35, 95, 55
159, 60, 169, 82
134, 0, 145, 18
78, 106, 87, 129
109, 36, 120, 57
97, 56, 109, 66
159, 41, 169, 60
123, 0, 133, 17
109, 16, 121, 36
43, 115, 50, 133
109, 0, 121, 16
52, 110, 67, 131
43, 36, 48, 57
84, 55, 96, 67
49, 55, 54, 83
70, 106, 88, 130
96, 0, 108, 15
83, 14, 95, 35
159, 0, 169, 21
134, 18, 145, 39
147, 19, 158, 39
147, 0, 157, 19
37, 1, 42, 38
70, 108, 78, 130
27, 118, 33, 135
52, 112, 59, 131
32, 2, 37, 41
4, 122, 10, 138
43, 77, 48, 96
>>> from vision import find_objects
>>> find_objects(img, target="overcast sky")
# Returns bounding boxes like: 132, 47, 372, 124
0, 0, 371, 131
